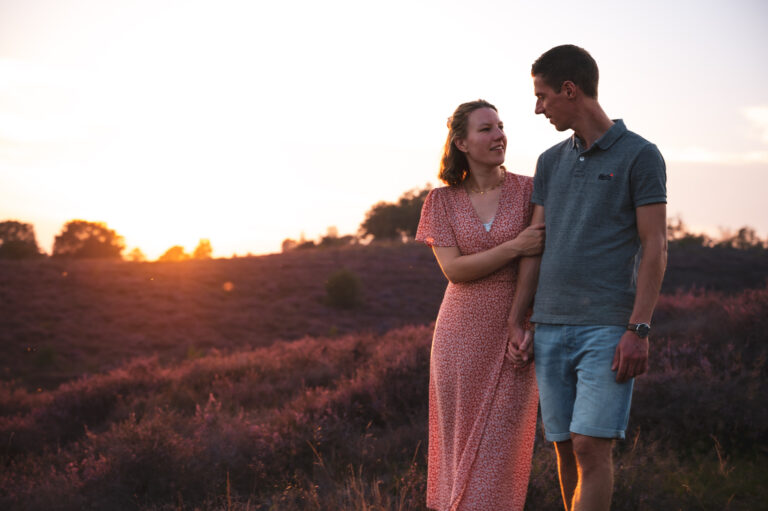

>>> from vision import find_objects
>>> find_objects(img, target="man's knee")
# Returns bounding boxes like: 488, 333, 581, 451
554, 439, 574, 456
571, 433, 613, 471
554, 439, 575, 464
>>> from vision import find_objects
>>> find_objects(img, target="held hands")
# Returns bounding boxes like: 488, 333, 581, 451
612, 331, 649, 382
506, 323, 534, 368
512, 223, 545, 257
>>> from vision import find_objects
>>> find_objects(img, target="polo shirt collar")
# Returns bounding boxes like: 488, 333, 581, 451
570, 119, 627, 151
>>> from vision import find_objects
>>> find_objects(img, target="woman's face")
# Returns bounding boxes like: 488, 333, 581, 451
455, 107, 506, 169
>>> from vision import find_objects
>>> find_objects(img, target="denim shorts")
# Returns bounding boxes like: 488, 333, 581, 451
534, 324, 634, 442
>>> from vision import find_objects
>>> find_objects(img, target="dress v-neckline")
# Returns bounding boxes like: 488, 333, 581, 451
463, 171, 507, 234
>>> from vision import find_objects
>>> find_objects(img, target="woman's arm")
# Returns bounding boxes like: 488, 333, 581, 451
432, 222, 544, 283
506, 205, 545, 365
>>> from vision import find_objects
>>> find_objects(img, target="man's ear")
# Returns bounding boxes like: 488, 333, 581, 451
562, 80, 577, 99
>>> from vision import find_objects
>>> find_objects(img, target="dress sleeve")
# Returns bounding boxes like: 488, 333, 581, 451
415, 188, 457, 247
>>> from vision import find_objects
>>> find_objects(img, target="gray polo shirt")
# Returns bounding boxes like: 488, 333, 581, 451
531, 119, 666, 325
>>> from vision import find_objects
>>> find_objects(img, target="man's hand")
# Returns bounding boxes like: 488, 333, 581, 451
507, 324, 534, 368
611, 331, 649, 382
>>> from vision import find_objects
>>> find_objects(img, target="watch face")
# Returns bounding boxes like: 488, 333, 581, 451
637, 324, 651, 337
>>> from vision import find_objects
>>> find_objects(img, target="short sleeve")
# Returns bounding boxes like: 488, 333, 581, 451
415, 188, 457, 247
631, 144, 667, 207
531, 154, 546, 206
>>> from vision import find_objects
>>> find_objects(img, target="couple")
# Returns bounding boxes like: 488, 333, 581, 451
416, 45, 667, 511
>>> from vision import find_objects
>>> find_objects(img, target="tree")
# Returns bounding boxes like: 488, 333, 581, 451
193, 239, 213, 259
359, 185, 431, 241
126, 248, 147, 262
53, 220, 125, 259
666, 216, 712, 247
281, 238, 298, 252
0, 220, 42, 259
158, 245, 190, 262
318, 225, 356, 248
716, 226, 765, 250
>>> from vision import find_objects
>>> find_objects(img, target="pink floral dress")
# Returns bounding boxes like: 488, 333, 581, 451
416, 171, 538, 511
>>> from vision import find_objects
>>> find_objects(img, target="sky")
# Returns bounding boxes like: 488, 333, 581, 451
0, 0, 766, 258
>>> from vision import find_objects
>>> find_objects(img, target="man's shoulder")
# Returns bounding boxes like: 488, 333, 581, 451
536, 137, 572, 172
614, 124, 661, 156
621, 128, 655, 147
540, 137, 573, 157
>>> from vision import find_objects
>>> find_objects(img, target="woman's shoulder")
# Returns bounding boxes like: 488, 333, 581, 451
426, 183, 462, 201
504, 170, 534, 187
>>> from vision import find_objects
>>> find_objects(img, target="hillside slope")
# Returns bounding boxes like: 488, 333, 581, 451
1, 286, 766, 510
1, 242, 766, 390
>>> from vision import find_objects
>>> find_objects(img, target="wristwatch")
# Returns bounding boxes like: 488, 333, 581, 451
627, 323, 651, 338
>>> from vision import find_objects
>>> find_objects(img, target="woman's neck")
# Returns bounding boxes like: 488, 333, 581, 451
466, 165, 504, 191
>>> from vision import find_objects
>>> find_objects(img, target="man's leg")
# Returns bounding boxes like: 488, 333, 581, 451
554, 440, 578, 511
570, 433, 613, 511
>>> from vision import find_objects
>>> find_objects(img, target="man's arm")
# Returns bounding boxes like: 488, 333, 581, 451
612, 202, 668, 382
507, 205, 545, 364
432, 222, 544, 283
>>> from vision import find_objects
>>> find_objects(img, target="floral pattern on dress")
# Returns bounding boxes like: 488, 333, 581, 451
416, 171, 539, 511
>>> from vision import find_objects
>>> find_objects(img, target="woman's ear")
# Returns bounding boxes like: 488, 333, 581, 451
453, 137, 467, 152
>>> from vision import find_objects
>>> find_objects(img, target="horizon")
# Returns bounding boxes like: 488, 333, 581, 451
1, 0, 767, 258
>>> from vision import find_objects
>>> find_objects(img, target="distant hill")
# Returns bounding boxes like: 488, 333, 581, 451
0, 243, 444, 389
1, 242, 766, 389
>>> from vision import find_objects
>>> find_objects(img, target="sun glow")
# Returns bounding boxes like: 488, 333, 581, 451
1, 0, 767, 257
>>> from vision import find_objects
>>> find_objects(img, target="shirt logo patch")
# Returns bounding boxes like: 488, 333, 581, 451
598, 173, 614, 180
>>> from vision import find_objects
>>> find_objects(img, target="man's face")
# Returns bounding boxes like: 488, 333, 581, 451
533, 74, 573, 132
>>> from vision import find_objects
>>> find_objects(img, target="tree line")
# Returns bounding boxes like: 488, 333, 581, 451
281, 185, 431, 251
2, 186, 765, 261
283, 185, 768, 252
0, 219, 213, 261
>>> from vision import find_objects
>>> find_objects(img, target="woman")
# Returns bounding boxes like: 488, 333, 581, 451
416, 100, 543, 511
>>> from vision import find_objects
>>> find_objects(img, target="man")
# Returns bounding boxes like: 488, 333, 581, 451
507, 45, 667, 511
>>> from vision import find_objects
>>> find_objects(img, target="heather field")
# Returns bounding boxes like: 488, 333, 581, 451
1, 243, 767, 510
0, 244, 446, 390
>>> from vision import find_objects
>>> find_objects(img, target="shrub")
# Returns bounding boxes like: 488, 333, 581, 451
325, 269, 362, 308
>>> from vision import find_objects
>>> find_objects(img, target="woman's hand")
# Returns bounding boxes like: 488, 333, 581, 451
510, 223, 545, 257
506, 324, 534, 368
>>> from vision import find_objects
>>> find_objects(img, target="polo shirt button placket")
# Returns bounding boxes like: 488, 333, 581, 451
574, 153, 586, 178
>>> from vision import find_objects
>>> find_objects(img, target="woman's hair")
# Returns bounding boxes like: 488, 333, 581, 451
438, 99, 497, 186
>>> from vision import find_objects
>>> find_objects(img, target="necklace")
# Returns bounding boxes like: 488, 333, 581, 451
467, 169, 505, 194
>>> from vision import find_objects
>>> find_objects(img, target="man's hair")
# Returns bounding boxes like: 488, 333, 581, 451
531, 45, 599, 99
438, 99, 497, 186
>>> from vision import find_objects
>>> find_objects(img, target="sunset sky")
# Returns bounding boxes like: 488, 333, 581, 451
1, 0, 766, 258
